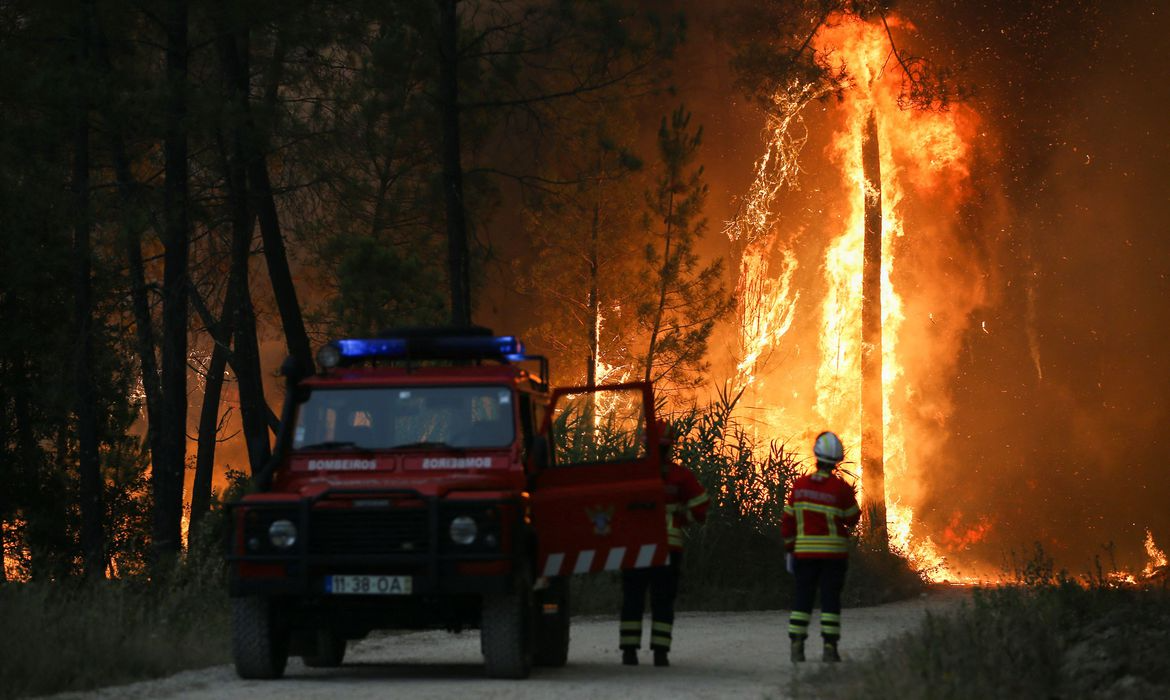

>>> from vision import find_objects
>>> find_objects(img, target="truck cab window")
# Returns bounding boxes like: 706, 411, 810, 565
293, 386, 516, 450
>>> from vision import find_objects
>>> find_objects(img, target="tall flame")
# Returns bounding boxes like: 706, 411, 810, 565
731, 13, 986, 581
1143, 529, 1168, 579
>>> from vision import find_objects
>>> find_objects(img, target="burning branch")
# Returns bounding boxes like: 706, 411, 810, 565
876, 10, 968, 112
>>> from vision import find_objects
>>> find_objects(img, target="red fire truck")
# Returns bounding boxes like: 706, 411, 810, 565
226, 327, 670, 679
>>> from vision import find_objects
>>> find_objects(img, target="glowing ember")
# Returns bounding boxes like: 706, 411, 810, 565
2, 518, 30, 582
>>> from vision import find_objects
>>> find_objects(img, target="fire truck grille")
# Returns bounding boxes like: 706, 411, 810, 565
308, 509, 429, 555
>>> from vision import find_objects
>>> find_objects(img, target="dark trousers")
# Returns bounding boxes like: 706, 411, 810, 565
788, 557, 848, 641
619, 552, 681, 651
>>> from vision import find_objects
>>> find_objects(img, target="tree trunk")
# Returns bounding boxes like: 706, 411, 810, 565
189, 337, 228, 541
860, 109, 887, 548
587, 199, 600, 387
93, 8, 163, 459
12, 390, 37, 579
213, 0, 312, 376
0, 520, 7, 583
439, 0, 472, 327
73, 0, 104, 579
643, 193, 675, 383
109, 136, 164, 488
154, 0, 190, 564
249, 153, 313, 374
216, 20, 273, 474
231, 182, 272, 476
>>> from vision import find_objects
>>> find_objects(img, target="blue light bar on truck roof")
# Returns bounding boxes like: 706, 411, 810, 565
318, 335, 526, 368
336, 338, 407, 358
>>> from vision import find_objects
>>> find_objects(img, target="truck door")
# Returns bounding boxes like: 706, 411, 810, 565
529, 382, 669, 577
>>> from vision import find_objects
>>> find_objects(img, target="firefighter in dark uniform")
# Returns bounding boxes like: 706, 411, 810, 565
781, 430, 861, 663
619, 425, 709, 667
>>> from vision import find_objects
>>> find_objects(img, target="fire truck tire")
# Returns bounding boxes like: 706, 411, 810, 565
231, 596, 289, 680
533, 577, 571, 667
480, 568, 534, 679
301, 629, 347, 668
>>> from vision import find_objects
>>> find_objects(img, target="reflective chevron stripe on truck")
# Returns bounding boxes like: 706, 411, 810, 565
540, 544, 665, 577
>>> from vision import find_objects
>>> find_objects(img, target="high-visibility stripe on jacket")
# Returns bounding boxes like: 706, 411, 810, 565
664, 462, 708, 551
781, 469, 860, 558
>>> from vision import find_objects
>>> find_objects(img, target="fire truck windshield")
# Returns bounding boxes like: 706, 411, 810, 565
292, 385, 515, 451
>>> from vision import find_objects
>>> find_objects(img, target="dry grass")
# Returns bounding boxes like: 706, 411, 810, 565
0, 554, 229, 700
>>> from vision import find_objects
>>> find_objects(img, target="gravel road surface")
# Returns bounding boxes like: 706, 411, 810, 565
55, 590, 967, 699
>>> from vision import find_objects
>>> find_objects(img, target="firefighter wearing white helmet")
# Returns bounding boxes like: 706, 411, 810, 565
781, 430, 860, 663
814, 431, 844, 463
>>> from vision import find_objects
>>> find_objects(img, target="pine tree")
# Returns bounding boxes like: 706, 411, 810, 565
638, 106, 734, 391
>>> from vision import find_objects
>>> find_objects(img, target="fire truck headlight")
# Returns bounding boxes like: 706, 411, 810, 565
268, 519, 298, 549
449, 516, 478, 545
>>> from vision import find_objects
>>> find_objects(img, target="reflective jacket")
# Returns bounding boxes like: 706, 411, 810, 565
781, 469, 860, 559
665, 462, 709, 551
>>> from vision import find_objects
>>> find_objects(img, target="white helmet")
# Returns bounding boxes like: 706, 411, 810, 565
813, 431, 844, 465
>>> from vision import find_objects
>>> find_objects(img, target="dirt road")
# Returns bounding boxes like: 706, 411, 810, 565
59, 591, 966, 699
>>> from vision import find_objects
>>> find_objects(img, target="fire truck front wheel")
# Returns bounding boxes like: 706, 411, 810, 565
231, 596, 290, 679
480, 566, 534, 679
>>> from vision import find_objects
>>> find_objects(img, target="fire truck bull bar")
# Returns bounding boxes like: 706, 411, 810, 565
226, 487, 527, 597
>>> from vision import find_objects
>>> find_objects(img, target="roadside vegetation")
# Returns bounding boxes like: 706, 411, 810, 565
798, 547, 1170, 700
0, 500, 240, 700
0, 550, 228, 699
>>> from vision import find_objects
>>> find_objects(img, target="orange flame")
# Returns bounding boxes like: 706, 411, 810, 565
939, 512, 993, 550
1143, 529, 1168, 579
731, 12, 987, 582
2, 518, 30, 582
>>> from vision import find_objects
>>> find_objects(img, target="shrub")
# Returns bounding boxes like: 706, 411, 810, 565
569, 389, 926, 614
672, 391, 799, 610
0, 522, 232, 699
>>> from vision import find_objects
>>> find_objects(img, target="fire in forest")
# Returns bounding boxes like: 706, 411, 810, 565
727, 12, 988, 582
1143, 530, 1168, 580
722, 9, 1170, 584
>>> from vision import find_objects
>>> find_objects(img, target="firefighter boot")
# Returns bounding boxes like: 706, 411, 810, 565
823, 640, 841, 663
654, 649, 670, 667
790, 637, 806, 663
622, 649, 638, 666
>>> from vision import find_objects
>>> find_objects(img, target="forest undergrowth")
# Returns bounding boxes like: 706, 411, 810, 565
797, 545, 1170, 700
0, 540, 230, 699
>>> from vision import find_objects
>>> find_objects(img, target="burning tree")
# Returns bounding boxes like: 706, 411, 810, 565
724, 2, 972, 556
519, 113, 645, 387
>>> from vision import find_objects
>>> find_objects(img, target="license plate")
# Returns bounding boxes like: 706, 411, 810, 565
325, 575, 413, 595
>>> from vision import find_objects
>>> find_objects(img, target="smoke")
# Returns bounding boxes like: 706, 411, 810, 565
911, 0, 1170, 575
